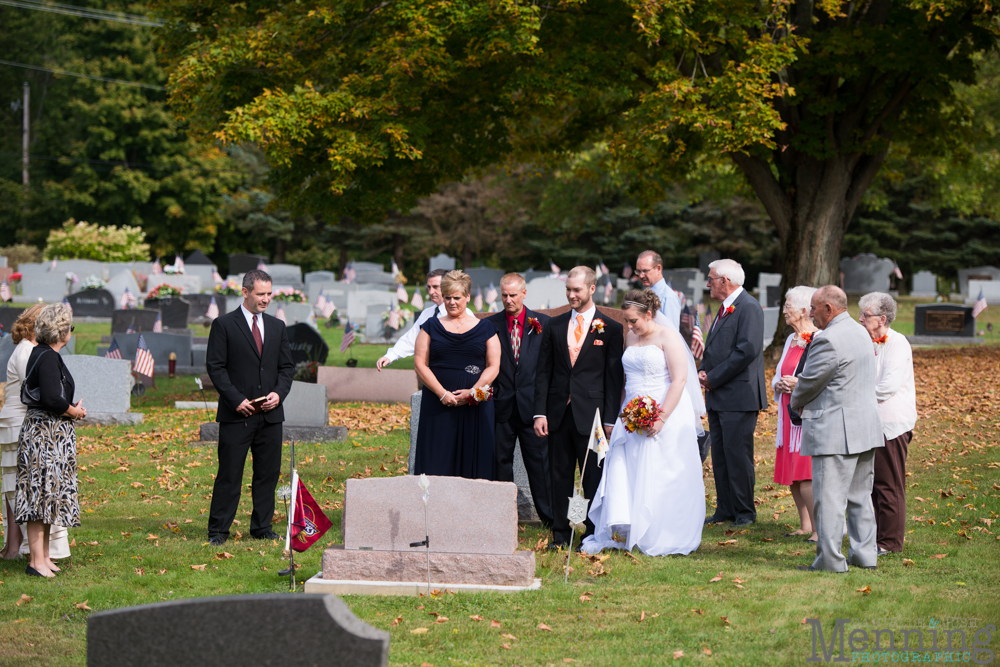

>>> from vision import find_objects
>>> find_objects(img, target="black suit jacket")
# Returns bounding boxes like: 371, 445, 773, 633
533, 307, 625, 435
700, 288, 767, 412
487, 308, 550, 424
206, 307, 295, 424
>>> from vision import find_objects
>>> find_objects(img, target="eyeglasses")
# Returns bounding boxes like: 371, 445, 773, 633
70, 325, 75, 333
859, 311, 879, 320
634, 269, 655, 276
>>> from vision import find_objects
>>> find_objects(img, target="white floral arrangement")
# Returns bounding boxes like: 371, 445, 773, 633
381, 308, 412, 324
65, 272, 79, 284
81, 274, 106, 290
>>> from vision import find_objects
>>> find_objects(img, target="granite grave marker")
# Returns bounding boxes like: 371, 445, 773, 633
144, 297, 191, 329
914, 304, 975, 337
286, 322, 329, 364
911, 270, 938, 298
67, 289, 115, 317
840, 253, 895, 294
111, 309, 161, 334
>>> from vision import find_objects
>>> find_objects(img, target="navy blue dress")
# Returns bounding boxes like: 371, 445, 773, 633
414, 317, 498, 480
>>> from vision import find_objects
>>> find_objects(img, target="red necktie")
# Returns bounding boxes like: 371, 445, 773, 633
510, 320, 521, 363
252, 315, 263, 355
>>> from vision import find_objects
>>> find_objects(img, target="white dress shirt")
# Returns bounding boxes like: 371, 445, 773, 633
240, 303, 263, 344
710, 286, 744, 333
557, 303, 613, 427
650, 278, 682, 330
383, 303, 477, 363
874, 328, 917, 440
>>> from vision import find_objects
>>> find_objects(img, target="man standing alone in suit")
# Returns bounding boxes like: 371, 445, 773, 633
699, 258, 766, 528
487, 273, 553, 526
791, 286, 883, 572
206, 269, 295, 546
534, 267, 625, 549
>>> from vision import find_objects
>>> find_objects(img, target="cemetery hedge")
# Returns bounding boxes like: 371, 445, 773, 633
2, 346, 999, 665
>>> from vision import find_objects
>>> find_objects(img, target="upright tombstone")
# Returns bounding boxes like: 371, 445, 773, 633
144, 297, 191, 329
317, 366, 417, 404
957, 265, 1000, 297
465, 267, 505, 292
63, 356, 142, 425
286, 322, 329, 364
352, 271, 395, 287
266, 300, 314, 326
699, 251, 721, 277
911, 270, 938, 298
184, 294, 224, 325
228, 253, 268, 275
105, 270, 142, 305
267, 264, 304, 288
304, 270, 336, 289
966, 279, 1000, 306
913, 304, 976, 338
200, 382, 346, 442
524, 277, 567, 310
146, 273, 202, 295
346, 290, 393, 321
185, 249, 214, 265
0, 307, 26, 337
66, 289, 115, 318
840, 253, 895, 294
757, 272, 782, 306
111, 309, 161, 334
0, 336, 15, 375
96, 332, 193, 374
428, 253, 456, 272
183, 264, 218, 291
762, 307, 781, 349
19, 271, 68, 303
87, 594, 390, 667
351, 261, 383, 273
662, 268, 706, 307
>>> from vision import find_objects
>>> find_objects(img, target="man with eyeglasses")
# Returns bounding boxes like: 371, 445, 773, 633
376, 268, 475, 370
636, 250, 682, 329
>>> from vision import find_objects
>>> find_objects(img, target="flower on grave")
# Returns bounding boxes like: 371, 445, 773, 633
65, 272, 79, 284
418, 474, 430, 506
9, 272, 21, 283
272, 287, 307, 303
591, 318, 606, 334
194, 377, 203, 390
526, 317, 543, 335
81, 274, 106, 290
215, 279, 242, 296
147, 284, 182, 299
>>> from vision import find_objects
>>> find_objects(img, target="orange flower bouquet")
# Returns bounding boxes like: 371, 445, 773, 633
619, 396, 662, 433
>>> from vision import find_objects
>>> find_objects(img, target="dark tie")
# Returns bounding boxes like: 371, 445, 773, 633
252, 315, 263, 355
510, 320, 521, 363
710, 308, 724, 333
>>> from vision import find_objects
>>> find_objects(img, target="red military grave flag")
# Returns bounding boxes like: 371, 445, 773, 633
290, 478, 333, 552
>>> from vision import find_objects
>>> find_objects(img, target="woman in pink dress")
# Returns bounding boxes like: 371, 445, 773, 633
772, 286, 818, 543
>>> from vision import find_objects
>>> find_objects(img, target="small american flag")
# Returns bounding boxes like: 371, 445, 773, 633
0, 281, 11, 302
396, 283, 408, 303
604, 280, 613, 302
972, 288, 988, 319
342, 262, 356, 283
600, 261, 610, 276
685, 306, 704, 359
703, 302, 713, 332
50, 257, 58, 271
151, 258, 162, 275
485, 282, 498, 305
126, 318, 137, 334
893, 262, 903, 280
174, 255, 185, 273
133, 333, 155, 377
275, 304, 287, 323
550, 260, 560, 276
386, 306, 401, 330
153, 312, 162, 333
676, 289, 687, 308
340, 321, 356, 353
62, 296, 72, 314
411, 287, 424, 310
120, 287, 136, 309
474, 287, 484, 312
319, 294, 336, 319
622, 262, 632, 279
105, 337, 123, 360
206, 296, 219, 320
391, 259, 399, 279
257, 258, 268, 272
212, 269, 224, 284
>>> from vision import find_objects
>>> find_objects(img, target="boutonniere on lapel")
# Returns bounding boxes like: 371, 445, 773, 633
526, 317, 543, 335
591, 318, 606, 334
723, 305, 735, 317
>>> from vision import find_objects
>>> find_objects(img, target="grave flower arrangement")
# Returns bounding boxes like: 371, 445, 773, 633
293, 360, 319, 383
81, 274, 107, 290
273, 287, 307, 303
619, 395, 662, 433
9, 272, 21, 283
215, 280, 241, 296
147, 284, 182, 299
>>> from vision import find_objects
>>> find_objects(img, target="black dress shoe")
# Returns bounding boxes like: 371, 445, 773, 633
704, 515, 733, 525
731, 518, 755, 528
253, 530, 280, 540
876, 548, 892, 557
855, 565, 877, 571
207, 535, 227, 546
547, 541, 569, 551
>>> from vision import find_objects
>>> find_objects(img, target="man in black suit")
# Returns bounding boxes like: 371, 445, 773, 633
534, 267, 625, 549
206, 269, 295, 545
487, 273, 553, 526
698, 258, 767, 528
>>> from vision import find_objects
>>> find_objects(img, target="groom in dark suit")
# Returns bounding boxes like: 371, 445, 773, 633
534, 266, 625, 549
487, 273, 553, 526
206, 269, 295, 545
698, 258, 767, 527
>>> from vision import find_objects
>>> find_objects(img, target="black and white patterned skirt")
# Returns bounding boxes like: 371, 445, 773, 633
15, 409, 80, 527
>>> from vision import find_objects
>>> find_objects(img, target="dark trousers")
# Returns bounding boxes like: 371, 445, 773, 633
707, 409, 759, 522
872, 430, 911, 552
495, 410, 553, 526
549, 410, 603, 545
208, 415, 282, 539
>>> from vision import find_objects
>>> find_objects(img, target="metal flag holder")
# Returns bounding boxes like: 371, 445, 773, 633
195, 376, 210, 413
279, 440, 298, 591
564, 445, 593, 584
409, 475, 432, 594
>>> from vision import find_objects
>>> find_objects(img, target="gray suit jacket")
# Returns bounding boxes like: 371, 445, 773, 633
790, 312, 884, 456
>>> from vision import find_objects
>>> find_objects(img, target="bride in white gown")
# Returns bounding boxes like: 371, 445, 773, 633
582, 289, 705, 556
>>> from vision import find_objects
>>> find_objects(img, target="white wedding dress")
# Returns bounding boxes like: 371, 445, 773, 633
581, 344, 705, 556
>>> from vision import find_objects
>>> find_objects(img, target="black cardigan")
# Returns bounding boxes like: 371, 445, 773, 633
24, 344, 75, 415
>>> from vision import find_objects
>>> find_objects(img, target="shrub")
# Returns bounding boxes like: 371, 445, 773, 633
43, 219, 150, 262
0, 244, 42, 270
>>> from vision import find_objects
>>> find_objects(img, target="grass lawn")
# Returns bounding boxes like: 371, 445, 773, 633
2, 341, 998, 666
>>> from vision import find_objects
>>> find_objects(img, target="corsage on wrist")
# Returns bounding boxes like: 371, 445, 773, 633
467, 385, 494, 406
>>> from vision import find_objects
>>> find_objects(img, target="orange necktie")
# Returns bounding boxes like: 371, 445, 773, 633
574, 314, 584, 343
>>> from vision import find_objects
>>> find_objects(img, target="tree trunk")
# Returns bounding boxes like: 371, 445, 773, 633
393, 233, 405, 277
461, 244, 473, 270
274, 238, 286, 263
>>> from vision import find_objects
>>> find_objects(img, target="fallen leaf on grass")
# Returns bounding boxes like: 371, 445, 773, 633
501, 643, 511, 650
490, 620, 502, 628
538, 622, 553, 631
469, 615, 485, 622
390, 616, 403, 627
502, 633, 517, 640
673, 650, 685, 659
732, 577, 746, 584
709, 571, 724, 583
433, 616, 449, 624
720, 616, 731, 625
190, 564, 207, 571
534, 536, 549, 551
579, 594, 592, 602
702, 648, 713, 655
929, 554, 947, 559
761, 537, 774, 542
691, 609, 704, 615
856, 586, 872, 594
902, 559, 915, 567
214, 552, 234, 560
158, 570, 167, 575
410, 628, 428, 635
16, 594, 32, 606
75, 600, 91, 611
718, 539, 737, 546
563, 660, 576, 663
134, 568, 145, 576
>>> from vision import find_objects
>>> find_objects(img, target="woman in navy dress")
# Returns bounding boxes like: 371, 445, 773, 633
413, 271, 501, 479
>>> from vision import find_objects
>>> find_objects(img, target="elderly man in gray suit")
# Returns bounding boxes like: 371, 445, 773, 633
791, 286, 884, 572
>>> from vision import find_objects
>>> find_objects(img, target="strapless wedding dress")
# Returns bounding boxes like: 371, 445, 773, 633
581, 344, 705, 556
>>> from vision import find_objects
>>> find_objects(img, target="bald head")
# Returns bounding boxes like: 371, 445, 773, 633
810, 285, 848, 329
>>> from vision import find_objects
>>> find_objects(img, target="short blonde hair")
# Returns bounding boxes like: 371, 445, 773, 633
36, 303, 73, 345
440, 270, 471, 297
499, 273, 526, 291
12, 303, 45, 344
567, 266, 597, 288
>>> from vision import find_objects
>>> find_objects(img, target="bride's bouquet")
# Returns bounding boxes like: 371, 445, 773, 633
619, 396, 662, 433
466, 385, 493, 406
